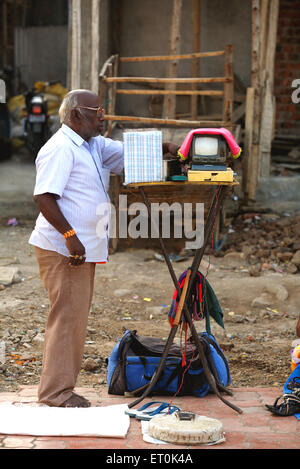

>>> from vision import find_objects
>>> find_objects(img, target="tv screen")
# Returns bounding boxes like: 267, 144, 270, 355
194, 136, 218, 156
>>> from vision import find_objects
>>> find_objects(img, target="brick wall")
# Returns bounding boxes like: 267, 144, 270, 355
274, 0, 300, 135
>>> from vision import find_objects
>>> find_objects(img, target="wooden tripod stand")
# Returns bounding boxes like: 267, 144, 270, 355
127, 182, 243, 415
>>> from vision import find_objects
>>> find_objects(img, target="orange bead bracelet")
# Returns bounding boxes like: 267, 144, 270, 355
63, 229, 76, 239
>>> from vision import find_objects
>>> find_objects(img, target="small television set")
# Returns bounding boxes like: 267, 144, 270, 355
189, 135, 228, 166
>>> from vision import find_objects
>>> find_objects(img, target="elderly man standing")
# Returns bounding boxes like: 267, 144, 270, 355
29, 89, 124, 407
29, 89, 179, 407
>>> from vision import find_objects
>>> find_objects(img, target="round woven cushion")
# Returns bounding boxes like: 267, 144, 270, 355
148, 413, 225, 445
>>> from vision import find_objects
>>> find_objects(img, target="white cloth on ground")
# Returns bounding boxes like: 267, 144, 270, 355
0, 403, 130, 437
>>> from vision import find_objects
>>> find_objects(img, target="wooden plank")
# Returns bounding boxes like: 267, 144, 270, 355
99, 54, 117, 101
112, 55, 119, 118
71, 0, 81, 89
265, 0, 279, 89
191, 0, 201, 119
259, 78, 274, 177
248, 0, 261, 201
259, 0, 279, 178
116, 89, 224, 96
126, 181, 239, 188
91, 0, 100, 94
163, 0, 183, 119
243, 87, 255, 198
99, 54, 117, 79
104, 114, 225, 127
106, 62, 113, 137
104, 76, 230, 84
259, 0, 269, 85
119, 51, 225, 62
223, 44, 234, 131
66, 1, 72, 90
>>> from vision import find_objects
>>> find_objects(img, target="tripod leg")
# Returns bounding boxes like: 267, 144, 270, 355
186, 185, 227, 304
127, 326, 178, 408
184, 311, 243, 414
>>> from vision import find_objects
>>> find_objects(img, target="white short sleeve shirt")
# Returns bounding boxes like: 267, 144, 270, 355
28, 124, 124, 262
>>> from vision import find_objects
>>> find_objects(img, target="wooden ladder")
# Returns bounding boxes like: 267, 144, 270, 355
98, 46, 234, 136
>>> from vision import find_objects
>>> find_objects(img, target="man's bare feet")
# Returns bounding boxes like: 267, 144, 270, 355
60, 392, 91, 408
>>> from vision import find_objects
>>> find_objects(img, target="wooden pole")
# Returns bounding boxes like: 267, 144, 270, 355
162, 0, 183, 119
106, 61, 113, 137
91, 0, 100, 94
67, 0, 72, 90
191, 0, 201, 120
265, 0, 279, 89
259, 0, 279, 178
259, 79, 274, 177
104, 76, 230, 84
112, 55, 119, 116
243, 87, 255, 200
99, 54, 116, 101
119, 51, 225, 62
248, 0, 261, 201
71, 0, 81, 89
259, 0, 269, 86
116, 89, 224, 96
223, 44, 234, 131
104, 114, 225, 127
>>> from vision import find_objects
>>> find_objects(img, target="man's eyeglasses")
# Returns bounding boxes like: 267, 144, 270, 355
75, 105, 105, 116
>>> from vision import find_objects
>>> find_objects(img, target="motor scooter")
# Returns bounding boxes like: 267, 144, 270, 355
24, 89, 51, 157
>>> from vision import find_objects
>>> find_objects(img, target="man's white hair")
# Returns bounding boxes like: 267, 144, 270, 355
58, 89, 87, 123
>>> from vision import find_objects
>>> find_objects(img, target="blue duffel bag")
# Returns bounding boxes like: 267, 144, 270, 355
107, 329, 231, 397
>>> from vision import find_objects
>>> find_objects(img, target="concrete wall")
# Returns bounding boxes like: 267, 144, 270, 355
14, 0, 112, 93
14, 26, 68, 89
113, 0, 252, 117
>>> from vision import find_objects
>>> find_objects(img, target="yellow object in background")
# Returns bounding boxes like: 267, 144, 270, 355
291, 344, 300, 371
34, 81, 67, 97
8, 82, 68, 122
7, 94, 26, 120
34, 81, 68, 116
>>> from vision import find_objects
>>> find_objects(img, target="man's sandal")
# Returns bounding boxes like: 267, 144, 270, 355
60, 393, 91, 408
265, 393, 300, 416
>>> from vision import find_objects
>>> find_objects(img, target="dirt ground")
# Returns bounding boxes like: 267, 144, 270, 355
0, 156, 299, 396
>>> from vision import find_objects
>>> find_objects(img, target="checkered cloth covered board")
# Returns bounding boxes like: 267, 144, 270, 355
123, 130, 163, 184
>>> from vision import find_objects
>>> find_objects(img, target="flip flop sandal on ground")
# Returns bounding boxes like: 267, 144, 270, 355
125, 401, 170, 418
136, 403, 181, 421
265, 393, 300, 416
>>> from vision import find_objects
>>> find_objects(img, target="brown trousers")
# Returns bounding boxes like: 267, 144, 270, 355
34, 247, 95, 406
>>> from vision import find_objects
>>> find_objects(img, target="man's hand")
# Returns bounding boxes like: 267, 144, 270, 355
33, 193, 87, 268
65, 235, 86, 267
162, 142, 180, 160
